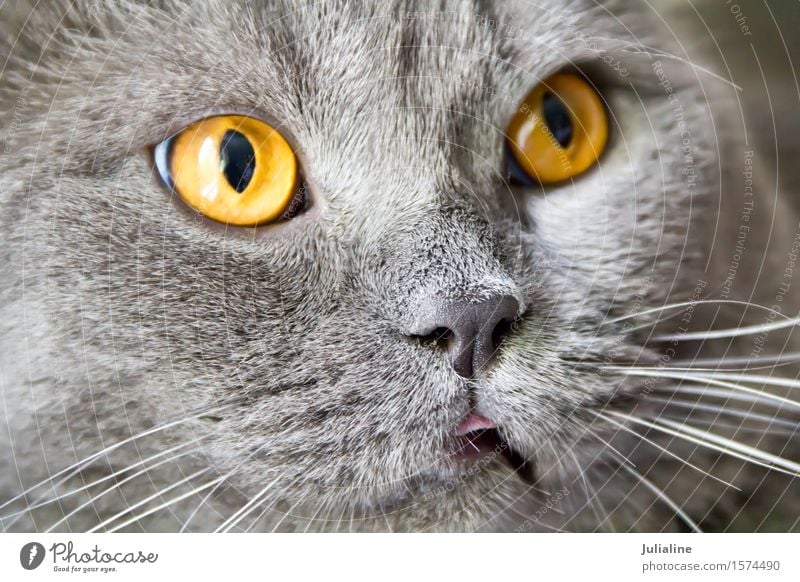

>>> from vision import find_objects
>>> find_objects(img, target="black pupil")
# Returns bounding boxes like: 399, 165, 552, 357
220, 130, 256, 193
541, 92, 573, 148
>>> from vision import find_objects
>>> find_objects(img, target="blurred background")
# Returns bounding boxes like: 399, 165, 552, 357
682, 0, 800, 213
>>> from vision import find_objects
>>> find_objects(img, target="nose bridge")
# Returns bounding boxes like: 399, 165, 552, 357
375, 205, 518, 310
389, 205, 513, 292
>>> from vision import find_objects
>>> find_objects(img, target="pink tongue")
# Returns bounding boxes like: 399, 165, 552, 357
455, 414, 496, 436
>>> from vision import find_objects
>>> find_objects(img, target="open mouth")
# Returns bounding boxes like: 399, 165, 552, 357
453, 427, 508, 458
449, 415, 536, 484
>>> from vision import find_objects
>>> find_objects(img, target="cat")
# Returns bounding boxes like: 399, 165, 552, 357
0, 0, 798, 533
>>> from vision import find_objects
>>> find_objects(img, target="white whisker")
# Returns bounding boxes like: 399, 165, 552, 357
652, 316, 800, 342
600, 300, 787, 326
1, 438, 204, 524
657, 418, 800, 474
267, 495, 306, 533
604, 369, 800, 411
302, 497, 328, 533
657, 385, 791, 408
45, 447, 202, 532
594, 411, 739, 489
565, 449, 609, 531
87, 467, 212, 533
659, 415, 799, 437
617, 462, 702, 532
308, 490, 355, 533
614, 367, 800, 390
610, 40, 743, 92
666, 352, 800, 370
649, 397, 798, 429
606, 411, 800, 478
680, 372, 800, 390
0, 404, 231, 513
584, 427, 636, 468
181, 439, 278, 532
215, 470, 286, 533
107, 475, 227, 534
179, 473, 231, 533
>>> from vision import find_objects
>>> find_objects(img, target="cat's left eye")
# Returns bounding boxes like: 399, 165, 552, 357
154, 115, 303, 226
505, 73, 608, 185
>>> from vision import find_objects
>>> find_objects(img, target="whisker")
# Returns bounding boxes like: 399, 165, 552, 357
600, 300, 787, 326
617, 461, 702, 532
607, 40, 743, 92
302, 496, 328, 533
504, 498, 568, 533
348, 500, 357, 533
44, 447, 202, 532
333, 500, 348, 533
603, 369, 800, 411
679, 372, 800, 390
107, 475, 227, 534
245, 486, 312, 533
182, 425, 310, 532
87, 467, 212, 533
651, 316, 800, 342
1, 438, 205, 525
658, 415, 800, 437
569, 436, 629, 532
179, 471, 232, 533
648, 397, 798, 430
584, 427, 636, 468
313, 494, 345, 533
0, 403, 233, 513
565, 449, 609, 531
575, 353, 800, 374
611, 367, 800, 390
577, 456, 624, 532
593, 411, 739, 489
657, 385, 793, 408
665, 352, 800, 370
381, 506, 394, 533
215, 469, 286, 533
657, 417, 800, 473
181, 439, 281, 532
266, 494, 306, 533
605, 411, 800, 478
181, 458, 264, 533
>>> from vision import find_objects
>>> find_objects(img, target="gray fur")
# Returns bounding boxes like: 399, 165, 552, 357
0, 0, 798, 532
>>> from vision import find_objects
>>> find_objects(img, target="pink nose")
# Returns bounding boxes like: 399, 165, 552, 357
454, 414, 496, 436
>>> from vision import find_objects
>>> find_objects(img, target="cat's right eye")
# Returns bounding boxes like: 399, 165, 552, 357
154, 115, 303, 226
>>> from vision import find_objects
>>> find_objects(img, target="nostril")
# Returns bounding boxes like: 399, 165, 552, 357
433, 326, 454, 343
412, 326, 453, 352
491, 317, 516, 351
431, 326, 454, 352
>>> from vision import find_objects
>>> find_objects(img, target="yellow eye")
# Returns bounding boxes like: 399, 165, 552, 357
506, 73, 608, 184
154, 115, 299, 226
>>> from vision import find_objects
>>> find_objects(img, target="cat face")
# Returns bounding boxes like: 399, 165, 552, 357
1, 0, 719, 530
